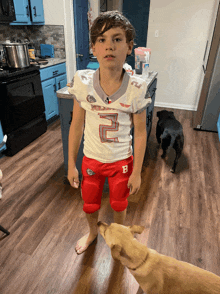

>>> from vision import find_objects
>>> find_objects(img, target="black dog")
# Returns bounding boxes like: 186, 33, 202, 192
156, 110, 184, 173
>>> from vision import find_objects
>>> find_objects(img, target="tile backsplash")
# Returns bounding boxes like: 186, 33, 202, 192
0, 25, 65, 58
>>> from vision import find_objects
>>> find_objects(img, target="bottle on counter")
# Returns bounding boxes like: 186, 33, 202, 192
142, 49, 151, 78
28, 43, 35, 60
134, 48, 145, 74
142, 63, 149, 78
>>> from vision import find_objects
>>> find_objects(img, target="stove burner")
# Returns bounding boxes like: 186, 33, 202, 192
0, 64, 40, 81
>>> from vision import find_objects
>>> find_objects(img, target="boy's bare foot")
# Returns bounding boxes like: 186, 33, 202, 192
75, 233, 97, 255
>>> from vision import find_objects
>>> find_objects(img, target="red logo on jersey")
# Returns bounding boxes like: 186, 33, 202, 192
91, 105, 113, 111
131, 81, 142, 89
120, 103, 131, 108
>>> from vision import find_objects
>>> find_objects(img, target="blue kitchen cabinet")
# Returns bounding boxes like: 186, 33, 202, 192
40, 63, 67, 122
56, 74, 67, 92
41, 78, 58, 121
11, 0, 44, 25
0, 122, 6, 153
30, 0, 44, 23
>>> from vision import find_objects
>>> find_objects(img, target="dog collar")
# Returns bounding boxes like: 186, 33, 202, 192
127, 253, 149, 271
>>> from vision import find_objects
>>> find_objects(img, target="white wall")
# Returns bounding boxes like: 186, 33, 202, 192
43, 0, 76, 82
63, 0, 76, 82
147, 0, 217, 110
43, 0, 65, 25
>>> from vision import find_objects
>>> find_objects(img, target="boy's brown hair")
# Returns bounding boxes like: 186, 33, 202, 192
90, 10, 136, 47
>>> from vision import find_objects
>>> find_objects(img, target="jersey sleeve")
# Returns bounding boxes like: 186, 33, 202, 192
131, 79, 152, 114
67, 70, 90, 104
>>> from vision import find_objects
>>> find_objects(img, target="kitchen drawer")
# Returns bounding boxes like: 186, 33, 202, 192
40, 63, 66, 82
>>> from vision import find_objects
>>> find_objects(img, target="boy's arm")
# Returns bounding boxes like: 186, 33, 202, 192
68, 100, 85, 188
127, 110, 147, 195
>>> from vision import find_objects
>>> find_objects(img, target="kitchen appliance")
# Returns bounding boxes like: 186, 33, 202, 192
194, 2, 220, 132
0, 0, 16, 23
40, 44, 54, 58
2, 42, 30, 68
0, 65, 47, 156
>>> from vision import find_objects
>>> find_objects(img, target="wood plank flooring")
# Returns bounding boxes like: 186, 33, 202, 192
0, 107, 220, 294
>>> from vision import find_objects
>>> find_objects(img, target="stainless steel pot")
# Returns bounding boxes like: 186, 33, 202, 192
2, 42, 30, 68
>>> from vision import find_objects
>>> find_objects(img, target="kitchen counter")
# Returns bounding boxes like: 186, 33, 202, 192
56, 71, 158, 99
39, 57, 66, 69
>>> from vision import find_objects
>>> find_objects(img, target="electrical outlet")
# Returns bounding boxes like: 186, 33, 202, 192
155, 30, 159, 37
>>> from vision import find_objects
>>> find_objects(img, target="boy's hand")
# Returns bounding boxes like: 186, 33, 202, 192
68, 166, 80, 188
127, 171, 141, 195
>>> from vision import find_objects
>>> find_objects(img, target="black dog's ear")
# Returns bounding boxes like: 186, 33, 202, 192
157, 111, 161, 118
169, 111, 175, 118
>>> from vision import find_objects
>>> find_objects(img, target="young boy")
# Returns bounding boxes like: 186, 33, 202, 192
68, 11, 151, 254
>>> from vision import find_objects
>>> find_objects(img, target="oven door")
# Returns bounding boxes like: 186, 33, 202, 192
0, 0, 16, 23
0, 71, 45, 133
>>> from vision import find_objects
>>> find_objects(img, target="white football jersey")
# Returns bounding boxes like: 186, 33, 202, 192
68, 69, 151, 163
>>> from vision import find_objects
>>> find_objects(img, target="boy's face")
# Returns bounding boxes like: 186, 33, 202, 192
92, 27, 133, 71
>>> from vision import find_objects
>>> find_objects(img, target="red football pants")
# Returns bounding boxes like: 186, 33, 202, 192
81, 156, 133, 214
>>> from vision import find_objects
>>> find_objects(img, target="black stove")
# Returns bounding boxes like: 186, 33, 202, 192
0, 64, 47, 156
0, 64, 40, 81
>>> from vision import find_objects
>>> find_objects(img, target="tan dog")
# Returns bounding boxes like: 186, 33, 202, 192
97, 221, 220, 294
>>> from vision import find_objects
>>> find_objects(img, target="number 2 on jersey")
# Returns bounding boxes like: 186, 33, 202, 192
99, 113, 119, 143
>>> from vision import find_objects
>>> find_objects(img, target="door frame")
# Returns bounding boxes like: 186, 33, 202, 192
194, 2, 220, 128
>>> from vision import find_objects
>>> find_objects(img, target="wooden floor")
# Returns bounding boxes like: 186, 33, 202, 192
0, 107, 220, 294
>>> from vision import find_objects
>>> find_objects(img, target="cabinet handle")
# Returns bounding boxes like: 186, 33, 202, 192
53, 70, 59, 76
26, 5, 30, 17
33, 6, 37, 17
58, 82, 61, 89
53, 84, 56, 92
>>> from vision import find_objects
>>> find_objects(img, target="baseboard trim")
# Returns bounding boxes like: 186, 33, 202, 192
155, 102, 197, 111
